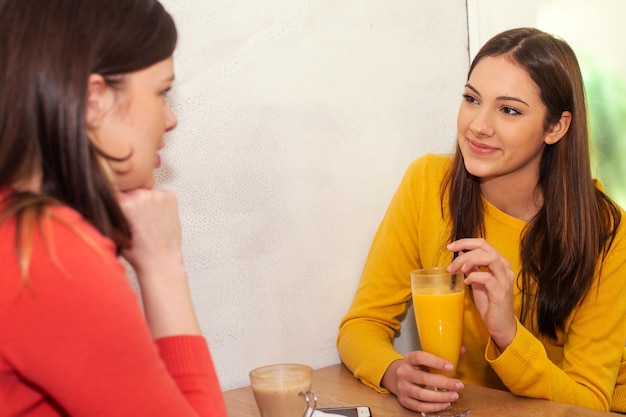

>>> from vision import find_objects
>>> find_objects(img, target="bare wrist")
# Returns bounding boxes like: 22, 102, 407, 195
381, 360, 402, 395
493, 321, 517, 352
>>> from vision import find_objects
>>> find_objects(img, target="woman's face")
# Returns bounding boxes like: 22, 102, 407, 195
91, 56, 177, 191
456, 55, 560, 186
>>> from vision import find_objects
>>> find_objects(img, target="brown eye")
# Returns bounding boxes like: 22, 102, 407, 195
501, 106, 522, 116
160, 87, 171, 97
462, 93, 479, 105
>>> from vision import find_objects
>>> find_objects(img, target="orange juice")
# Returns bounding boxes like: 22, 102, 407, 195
412, 288, 464, 376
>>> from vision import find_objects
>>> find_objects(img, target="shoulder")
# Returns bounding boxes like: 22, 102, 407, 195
386, 153, 453, 211
402, 153, 454, 186
593, 182, 626, 248
407, 153, 453, 175
40, 204, 121, 271
1, 201, 121, 282
594, 199, 626, 290
47, 204, 117, 252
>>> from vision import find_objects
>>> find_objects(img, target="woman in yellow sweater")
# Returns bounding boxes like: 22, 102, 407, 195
337, 27, 626, 414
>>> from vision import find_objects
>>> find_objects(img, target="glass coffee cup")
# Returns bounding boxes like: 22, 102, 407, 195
249, 363, 317, 417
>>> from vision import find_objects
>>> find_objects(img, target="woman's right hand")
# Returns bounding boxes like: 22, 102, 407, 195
117, 188, 201, 338
117, 188, 184, 278
381, 351, 464, 413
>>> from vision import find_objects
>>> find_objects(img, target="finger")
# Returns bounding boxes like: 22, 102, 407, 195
400, 395, 455, 414
463, 264, 513, 292
448, 237, 491, 252
464, 272, 514, 307
447, 246, 488, 273
452, 248, 512, 284
398, 383, 460, 413
116, 188, 152, 214
462, 270, 494, 286
400, 353, 464, 392
447, 238, 499, 267
404, 351, 454, 375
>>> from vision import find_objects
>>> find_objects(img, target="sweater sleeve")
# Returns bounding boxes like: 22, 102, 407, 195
156, 336, 229, 417
485, 221, 626, 411
0, 206, 227, 417
337, 155, 452, 391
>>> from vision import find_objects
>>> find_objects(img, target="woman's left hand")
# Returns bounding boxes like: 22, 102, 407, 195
447, 238, 517, 351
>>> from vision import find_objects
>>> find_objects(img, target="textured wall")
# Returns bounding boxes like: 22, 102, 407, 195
154, 0, 469, 390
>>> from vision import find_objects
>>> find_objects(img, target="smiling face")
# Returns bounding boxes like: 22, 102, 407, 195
87, 56, 177, 191
456, 55, 565, 188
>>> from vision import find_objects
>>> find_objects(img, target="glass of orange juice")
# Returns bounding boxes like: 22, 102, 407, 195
411, 267, 469, 417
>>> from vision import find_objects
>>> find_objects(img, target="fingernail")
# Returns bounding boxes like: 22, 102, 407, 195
451, 392, 459, 401
444, 363, 453, 371
456, 382, 464, 390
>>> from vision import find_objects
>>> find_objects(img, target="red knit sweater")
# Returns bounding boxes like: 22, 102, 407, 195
0, 188, 228, 417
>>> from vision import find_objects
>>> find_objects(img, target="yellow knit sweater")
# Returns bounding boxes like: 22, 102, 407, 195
337, 154, 626, 412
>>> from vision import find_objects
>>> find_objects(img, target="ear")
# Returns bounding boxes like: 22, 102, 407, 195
544, 111, 572, 145
85, 74, 114, 134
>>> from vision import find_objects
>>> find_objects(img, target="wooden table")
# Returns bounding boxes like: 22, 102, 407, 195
224, 364, 622, 416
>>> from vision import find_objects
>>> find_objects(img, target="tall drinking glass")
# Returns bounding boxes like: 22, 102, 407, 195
411, 267, 469, 417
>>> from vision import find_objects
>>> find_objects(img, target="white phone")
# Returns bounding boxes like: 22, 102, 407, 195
317, 406, 372, 417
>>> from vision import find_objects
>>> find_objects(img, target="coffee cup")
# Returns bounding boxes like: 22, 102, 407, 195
249, 363, 316, 417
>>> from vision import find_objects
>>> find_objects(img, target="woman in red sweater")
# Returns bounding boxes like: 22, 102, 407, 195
0, 0, 228, 416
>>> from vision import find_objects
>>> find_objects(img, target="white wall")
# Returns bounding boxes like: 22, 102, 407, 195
155, 0, 469, 390
467, 0, 626, 70
466, 0, 540, 60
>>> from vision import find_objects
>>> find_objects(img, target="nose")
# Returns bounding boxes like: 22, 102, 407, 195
469, 108, 494, 137
164, 104, 178, 132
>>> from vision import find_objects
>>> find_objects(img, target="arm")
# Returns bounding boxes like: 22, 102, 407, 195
337, 158, 423, 391
337, 155, 463, 412
118, 187, 228, 415
117, 188, 201, 339
450, 225, 626, 410
488, 240, 626, 411
4, 205, 226, 416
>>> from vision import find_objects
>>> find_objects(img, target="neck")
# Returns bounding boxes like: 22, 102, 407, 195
12, 173, 42, 194
480, 176, 542, 222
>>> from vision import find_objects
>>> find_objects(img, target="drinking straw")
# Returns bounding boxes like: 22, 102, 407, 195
451, 206, 462, 289
453, 206, 462, 260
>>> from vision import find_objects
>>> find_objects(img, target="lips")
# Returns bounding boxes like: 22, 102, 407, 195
466, 138, 499, 155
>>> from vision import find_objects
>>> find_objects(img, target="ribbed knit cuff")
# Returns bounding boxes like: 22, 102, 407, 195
155, 335, 212, 376
485, 319, 550, 399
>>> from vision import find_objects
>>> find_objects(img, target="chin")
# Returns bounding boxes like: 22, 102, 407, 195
461, 159, 491, 179
116, 177, 155, 192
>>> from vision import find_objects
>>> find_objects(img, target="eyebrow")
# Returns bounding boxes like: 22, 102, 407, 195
465, 83, 530, 107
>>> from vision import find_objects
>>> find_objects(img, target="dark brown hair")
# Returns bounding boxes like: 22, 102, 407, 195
442, 28, 622, 338
0, 0, 177, 263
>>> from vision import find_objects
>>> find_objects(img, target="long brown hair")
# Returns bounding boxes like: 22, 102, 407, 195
442, 28, 622, 338
0, 0, 177, 270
